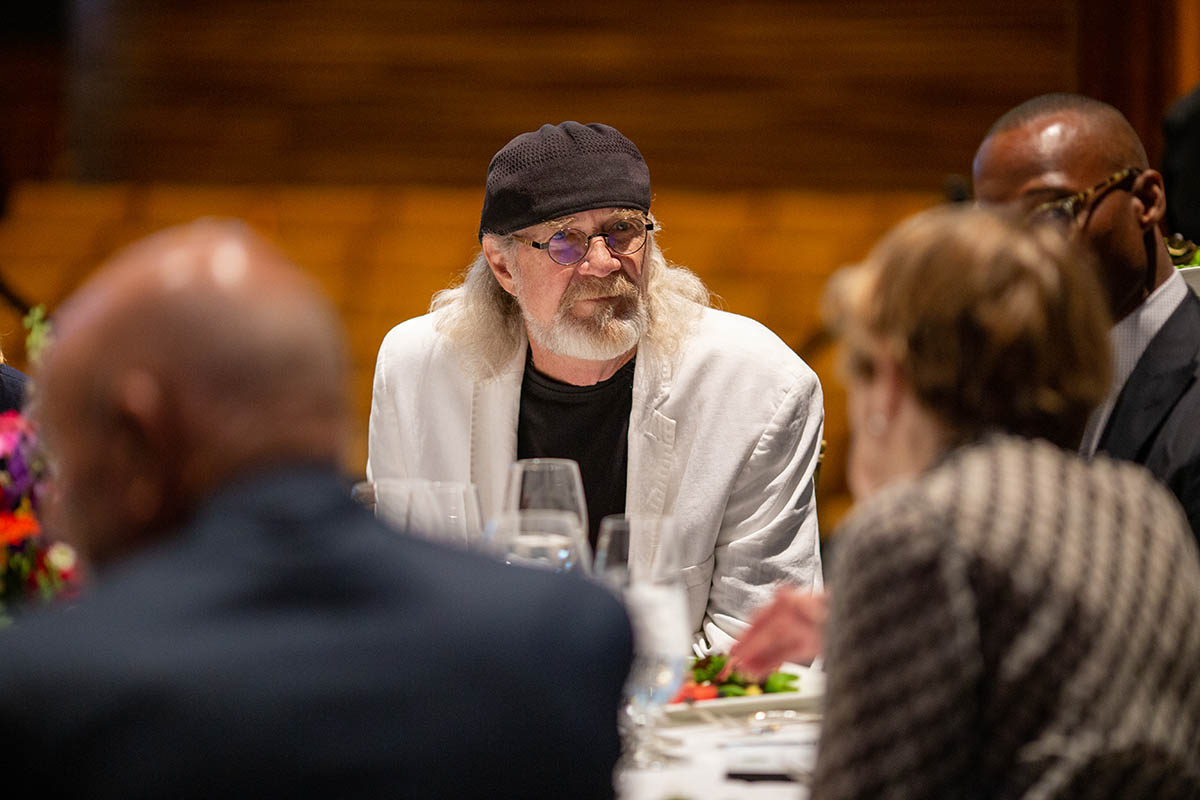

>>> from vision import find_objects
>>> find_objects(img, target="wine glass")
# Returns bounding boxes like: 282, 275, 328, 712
594, 514, 632, 591
602, 514, 691, 769
490, 510, 587, 573
371, 479, 483, 548
502, 458, 591, 572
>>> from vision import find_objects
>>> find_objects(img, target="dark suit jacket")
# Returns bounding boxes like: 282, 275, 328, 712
0, 465, 633, 799
1164, 85, 1200, 241
1099, 289, 1200, 539
0, 362, 28, 413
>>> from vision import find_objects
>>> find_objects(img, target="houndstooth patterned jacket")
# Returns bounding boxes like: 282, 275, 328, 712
813, 434, 1200, 799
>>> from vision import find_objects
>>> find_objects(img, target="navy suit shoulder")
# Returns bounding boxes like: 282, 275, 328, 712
0, 363, 28, 413
0, 466, 633, 799
1100, 290, 1200, 538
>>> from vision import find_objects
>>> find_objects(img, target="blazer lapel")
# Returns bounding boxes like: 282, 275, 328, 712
1099, 292, 1200, 462
626, 342, 676, 517
470, 347, 525, 517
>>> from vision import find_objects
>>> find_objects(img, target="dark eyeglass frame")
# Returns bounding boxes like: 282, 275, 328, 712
1026, 168, 1143, 227
510, 218, 656, 266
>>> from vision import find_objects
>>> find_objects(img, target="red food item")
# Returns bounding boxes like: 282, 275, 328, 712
691, 682, 719, 701
670, 680, 698, 704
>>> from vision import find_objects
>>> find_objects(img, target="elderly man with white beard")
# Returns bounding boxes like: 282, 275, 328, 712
367, 122, 824, 651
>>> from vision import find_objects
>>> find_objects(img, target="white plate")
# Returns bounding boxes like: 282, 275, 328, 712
661, 664, 824, 724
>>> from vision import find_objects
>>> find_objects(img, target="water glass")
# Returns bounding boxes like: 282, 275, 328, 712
490, 509, 588, 573
594, 515, 632, 590
602, 514, 691, 768
502, 458, 591, 570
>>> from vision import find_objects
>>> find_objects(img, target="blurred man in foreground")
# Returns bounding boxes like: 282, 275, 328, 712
973, 93, 1200, 536
0, 220, 633, 798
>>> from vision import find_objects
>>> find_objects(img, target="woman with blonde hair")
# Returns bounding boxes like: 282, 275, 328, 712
733, 205, 1200, 797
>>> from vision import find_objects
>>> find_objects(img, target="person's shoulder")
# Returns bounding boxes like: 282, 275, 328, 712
691, 306, 793, 351
0, 597, 122, 697
394, 537, 632, 661
682, 307, 817, 384
836, 436, 1058, 550
373, 312, 465, 378
436, 539, 627, 624
378, 312, 440, 354
835, 472, 939, 549
1087, 446, 1198, 534
921, 436, 1193, 550
0, 363, 29, 413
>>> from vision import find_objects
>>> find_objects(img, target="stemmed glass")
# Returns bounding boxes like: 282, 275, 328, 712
593, 515, 632, 590
502, 458, 591, 572
365, 478, 483, 548
596, 513, 691, 769
490, 510, 588, 573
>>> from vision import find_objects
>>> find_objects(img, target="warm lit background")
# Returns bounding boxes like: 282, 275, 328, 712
2, 0, 1198, 533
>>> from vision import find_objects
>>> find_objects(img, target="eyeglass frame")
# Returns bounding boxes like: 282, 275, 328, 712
1026, 167, 1143, 227
509, 217, 656, 266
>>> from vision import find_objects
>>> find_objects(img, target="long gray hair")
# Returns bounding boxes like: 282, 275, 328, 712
430, 228, 710, 377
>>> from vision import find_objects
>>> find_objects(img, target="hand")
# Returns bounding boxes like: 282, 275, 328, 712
726, 588, 829, 680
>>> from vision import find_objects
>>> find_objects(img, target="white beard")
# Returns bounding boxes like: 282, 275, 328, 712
517, 273, 648, 361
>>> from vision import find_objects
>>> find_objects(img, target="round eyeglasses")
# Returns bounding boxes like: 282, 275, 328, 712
511, 218, 655, 266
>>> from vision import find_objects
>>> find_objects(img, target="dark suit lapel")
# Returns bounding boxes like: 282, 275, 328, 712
1099, 291, 1200, 462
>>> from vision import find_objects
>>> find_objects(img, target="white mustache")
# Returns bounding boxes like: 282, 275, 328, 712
560, 274, 639, 305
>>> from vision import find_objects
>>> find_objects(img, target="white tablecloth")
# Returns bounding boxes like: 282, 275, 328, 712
618, 715, 819, 800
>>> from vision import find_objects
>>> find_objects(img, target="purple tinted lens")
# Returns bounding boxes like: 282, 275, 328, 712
606, 225, 643, 252
547, 230, 588, 264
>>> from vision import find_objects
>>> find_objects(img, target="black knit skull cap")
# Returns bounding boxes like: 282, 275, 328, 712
478, 121, 651, 241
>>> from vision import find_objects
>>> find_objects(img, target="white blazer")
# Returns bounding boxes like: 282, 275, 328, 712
368, 307, 824, 651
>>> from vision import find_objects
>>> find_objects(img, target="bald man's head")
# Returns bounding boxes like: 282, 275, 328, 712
981, 94, 1149, 173
973, 94, 1170, 320
34, 219, 350, 565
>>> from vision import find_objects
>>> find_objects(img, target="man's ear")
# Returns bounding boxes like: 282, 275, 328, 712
1132, 169, 1167, 231
112, 369, 170, 525
481, 236, 518, 296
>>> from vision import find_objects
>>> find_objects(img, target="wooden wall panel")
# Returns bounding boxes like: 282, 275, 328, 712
0, 182, 941, 532
65, 0, 1075, 190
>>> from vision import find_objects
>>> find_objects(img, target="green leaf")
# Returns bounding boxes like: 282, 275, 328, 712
763, 671, 799, 694
691, 654, 726, 683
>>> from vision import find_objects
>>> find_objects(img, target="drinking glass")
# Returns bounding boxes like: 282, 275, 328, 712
490, 510, 587, 573
370, 479, 483, 548
594, 515, 632, 591
502, 458, 591, 571
601, 514, 691, 769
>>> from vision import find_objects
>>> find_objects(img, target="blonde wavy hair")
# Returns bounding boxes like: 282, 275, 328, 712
826, 205, 1113, 449
430, 224, 710, 377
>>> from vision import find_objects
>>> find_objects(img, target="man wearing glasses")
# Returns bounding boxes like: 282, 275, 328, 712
368, 122, 824, 651
973, 94, 1200, 537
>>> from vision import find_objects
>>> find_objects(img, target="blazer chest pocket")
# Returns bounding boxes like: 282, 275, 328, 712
680, 555, 715, 588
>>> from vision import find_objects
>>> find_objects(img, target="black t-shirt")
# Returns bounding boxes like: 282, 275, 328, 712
517, 354, 635, 549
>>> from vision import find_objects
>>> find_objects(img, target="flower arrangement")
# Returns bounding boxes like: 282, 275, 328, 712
0, 305, 77, 627
0, 409, 77, 627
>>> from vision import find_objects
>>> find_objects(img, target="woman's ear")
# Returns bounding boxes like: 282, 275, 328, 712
1132, 169, 1167, 231
875, 353, 909, 422
481, 236, 517, 296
